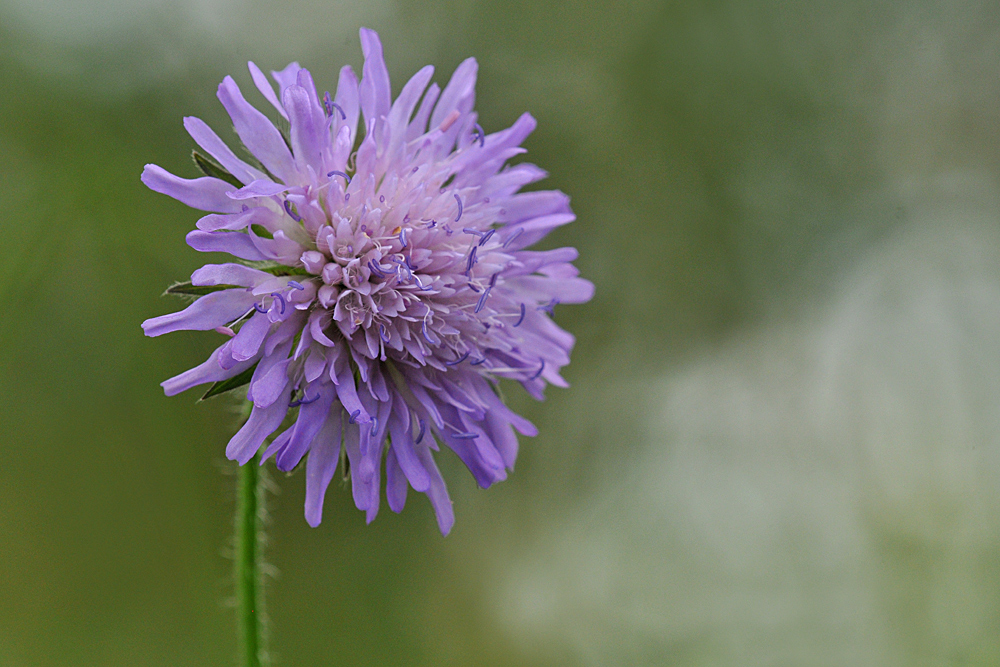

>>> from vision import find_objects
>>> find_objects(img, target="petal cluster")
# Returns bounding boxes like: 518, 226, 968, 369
141, 29, 593, 534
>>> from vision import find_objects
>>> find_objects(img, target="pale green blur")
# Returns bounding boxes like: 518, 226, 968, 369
1, 1, 999, 665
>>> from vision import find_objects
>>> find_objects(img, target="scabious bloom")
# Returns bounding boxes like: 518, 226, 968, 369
141, 28, 592, 534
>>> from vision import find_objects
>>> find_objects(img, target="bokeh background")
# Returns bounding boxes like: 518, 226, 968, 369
3, 0, 1000, 664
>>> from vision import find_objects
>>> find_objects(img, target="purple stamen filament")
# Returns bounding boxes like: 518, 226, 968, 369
283, 200, 302, 222
349, 409, 361, 424
327, 170, 351, 183
479, 229, 496, 246
465, 246, 478, 275
269, 292, 287, 314
475, 288, 491, 313
513, 303, 526, 327
463, 227, 484, 237
445, 350, 470, 366
454, 194, 464, 222
503, 228, 523, 249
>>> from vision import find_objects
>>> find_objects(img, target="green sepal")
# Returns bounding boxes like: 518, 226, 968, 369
199, 362, 259, 401
163, 281, 236, 297
240, 260, 310, 277
192, 150, 243, 188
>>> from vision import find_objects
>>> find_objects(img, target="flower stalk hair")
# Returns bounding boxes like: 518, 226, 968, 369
141, 28, 593, 536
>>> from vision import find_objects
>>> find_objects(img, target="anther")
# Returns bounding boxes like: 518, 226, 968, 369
327, 170, 351, 183
349, 409, 361, 424
421, 319, 439, 345
254, 303, 268, 314
465, 246, 478, 275
475, 288, 491, 313
379, 195, 385, 203
473, 123, 485, 148
269, 292, 287, 314
399, 228, 409, 248
370, 417, 380, 437
439, 109, 461, 132
215, 325, 236, 337
322, 92, 346, 120
538, 298, 559, 315
470, 356, 486, 366
450, 431, 479, 440
379, 324, 390, 342
463, 227, 483, 237
289, 392, 319, 408
287, 280, 305, 290
415, 419, 427, 444
454, 194, 464, 222
479, 229, 496, 246
345, 193, 350, 202
445, 350, 470, 366
503, 228, 523, 249
368, 260, 388, 278
528, 360, 545, 381
513, 303, 526, 327
283, 200, 302, 222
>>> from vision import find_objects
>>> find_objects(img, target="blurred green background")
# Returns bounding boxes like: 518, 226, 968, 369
3, 0, 1000, 664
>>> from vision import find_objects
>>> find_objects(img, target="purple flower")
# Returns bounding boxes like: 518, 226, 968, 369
141, 29, 593, 534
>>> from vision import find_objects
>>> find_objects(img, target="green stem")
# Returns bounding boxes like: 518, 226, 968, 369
236, 448, 268, 667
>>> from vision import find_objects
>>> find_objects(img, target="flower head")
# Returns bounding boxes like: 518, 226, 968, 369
141, 28, 593, 534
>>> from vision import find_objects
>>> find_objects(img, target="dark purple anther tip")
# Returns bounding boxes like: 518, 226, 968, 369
349, 409, 361, 424
528, 360, 545, 381
454, 194, 464, 222
445, 350, 470, 366
470, 356, 486, 366
415, 419, 427, 444
451, 431, 478, 440
538, 298, 560, 315
503, 228, 523, 249
465, 246, 478, 275
473, 123, 485, 148
254, 303, 268, 314
399, 228, 408, 248
463, 227, 483, 237
379, 195, 385, 203
345, 193, 350, 202
288, 280, 305, 290
479, 229, 496, 246
327, 170, 351, 184
283, 200, 302, 222
379, 323, 390, 342
370, 417, 379, 437
513, 303, 526, 327
270, 292, 287, 314
475, 288, 492, 313
421, 319, 438, 345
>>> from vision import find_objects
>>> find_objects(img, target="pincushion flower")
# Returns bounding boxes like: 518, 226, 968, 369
141, 28, 593, 534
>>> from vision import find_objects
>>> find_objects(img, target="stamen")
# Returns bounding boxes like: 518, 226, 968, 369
465, 246, 478, 275
370, 417, 380, 437
323, 92, 346, 120
379, 323, 390, 342
503, 228, 523, 249
379, 195, 385, 203
470, 356, 486, 366
215, 325, 236, 337
473, 123, 485, 148
345, 193, 350, 202
463, 227, 484, 237
254, 303, 268, 314
413, 274, 432, 291
327, 170, 351, 183
269, 292, 287, 314
287, 280, 305, 290
538, 298, 560, 315
421, 319, 439, 345
289, 392, 320, 408
467, 281, 481, 293
445, 350, 470, 366
450, 431, 479, 440
454, 194, 464, 222
399, 228, 409, 248
513, 303, 526, 327
528, 360, 545, 381
349, 409, 361, 424
283, 200, 302, 222
415, 419, 427, 444
475, 287, 492, 313
368, 260, 388, 278
478, 229, 495, 246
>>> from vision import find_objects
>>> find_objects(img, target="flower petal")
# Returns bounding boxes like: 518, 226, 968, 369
183, 116, 267, 185
141, 164, 242, 213
304, 410, 342, 527
217, 76, 297, 184
185, 230, 269, 261
359, 28, 391, 126
226, 389, 291, 465
141, 289, 255, 337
